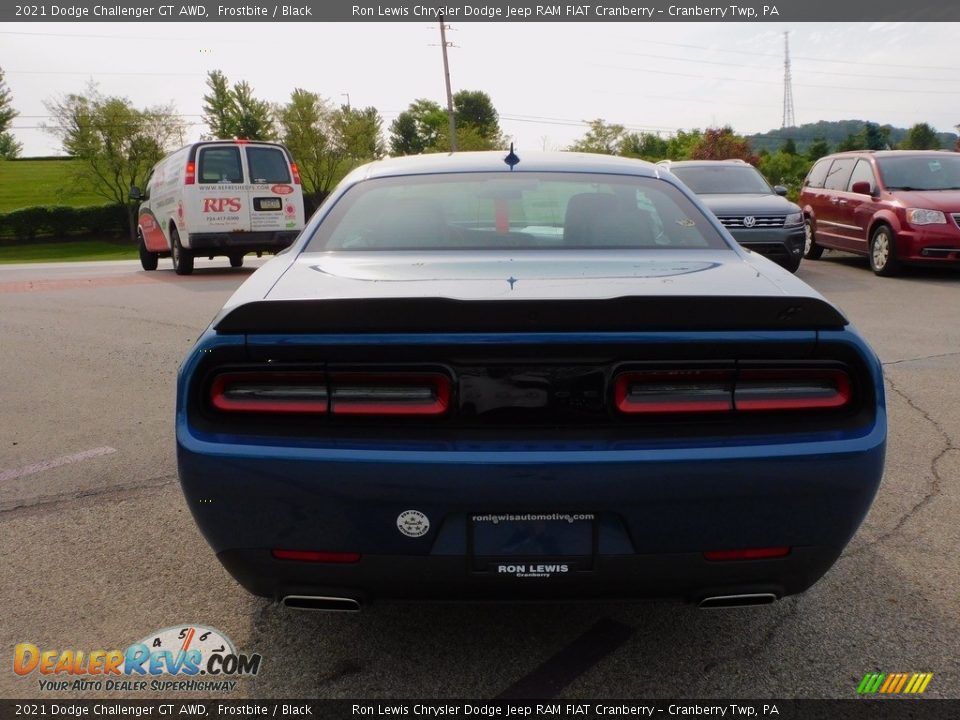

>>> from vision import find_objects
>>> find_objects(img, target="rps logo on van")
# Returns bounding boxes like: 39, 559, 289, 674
202, 198, 242, 213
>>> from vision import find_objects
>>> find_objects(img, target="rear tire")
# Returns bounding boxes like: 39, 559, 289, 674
171, 227, 194, 276
138, 231, 158, 271
870, 224, 901, 277
803, 219, 824, 260
229, 254, 244, 268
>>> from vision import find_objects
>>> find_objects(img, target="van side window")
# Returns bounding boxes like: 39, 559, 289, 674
804, 159, 830, 189
823, 158, 856, 191
247, 147, 291, 183
847, 160, 877, 193
198, 147, 243, 184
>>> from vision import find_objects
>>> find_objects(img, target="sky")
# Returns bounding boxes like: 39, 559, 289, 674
3, 21, 960, 157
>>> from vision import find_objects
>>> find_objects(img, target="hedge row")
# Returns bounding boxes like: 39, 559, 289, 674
0, 204, 129, 242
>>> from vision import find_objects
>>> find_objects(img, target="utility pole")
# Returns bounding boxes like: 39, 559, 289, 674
439, 16, 457, 152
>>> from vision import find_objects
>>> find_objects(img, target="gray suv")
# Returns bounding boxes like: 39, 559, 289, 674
660, 160, 805, 272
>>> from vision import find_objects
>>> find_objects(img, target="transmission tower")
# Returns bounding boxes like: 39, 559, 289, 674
782, 31, 796, 128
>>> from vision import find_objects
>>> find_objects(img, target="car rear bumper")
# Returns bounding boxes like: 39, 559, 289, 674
186, 230, 300, 254
177, 430, 886, 604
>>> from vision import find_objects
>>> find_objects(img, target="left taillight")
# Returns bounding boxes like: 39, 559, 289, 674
210, 372, 328, 414
209, 370, 451, 417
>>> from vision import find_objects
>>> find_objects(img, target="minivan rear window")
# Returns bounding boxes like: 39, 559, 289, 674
823, 158, 856, 191
247, 147, 291, 184
804, 158, 831, 189
198, 147, 243, 184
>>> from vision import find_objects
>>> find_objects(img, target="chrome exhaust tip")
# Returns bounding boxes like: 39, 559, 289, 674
281, 595, 362, 612
698, 593, 778, 609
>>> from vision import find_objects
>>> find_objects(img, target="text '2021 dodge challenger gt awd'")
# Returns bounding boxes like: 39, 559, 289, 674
176, 151, 886, 611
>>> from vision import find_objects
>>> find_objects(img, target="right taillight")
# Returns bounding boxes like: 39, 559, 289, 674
614, 367, 852, 415
734, 368, 851, 412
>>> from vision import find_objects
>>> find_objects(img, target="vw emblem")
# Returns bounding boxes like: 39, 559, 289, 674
743, 216, 757, 228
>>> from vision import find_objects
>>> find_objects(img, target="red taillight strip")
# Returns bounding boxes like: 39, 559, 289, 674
704, 547, 791, 561
329, 372, 451, 416
614, 367, 852, 415
734, 369, 851, 411
614, 370, 734, 414
210, 372, 328, 414
271, 549, 360, 563
184, 161, 196, 185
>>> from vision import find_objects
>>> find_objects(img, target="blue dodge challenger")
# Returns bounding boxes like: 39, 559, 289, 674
176, 151, 886, 611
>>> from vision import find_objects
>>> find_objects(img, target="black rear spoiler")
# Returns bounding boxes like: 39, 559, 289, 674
214, 296, 848, 334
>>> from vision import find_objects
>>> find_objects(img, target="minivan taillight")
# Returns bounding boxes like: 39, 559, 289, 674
184, 161, 196, 185
614, 367, 852, 415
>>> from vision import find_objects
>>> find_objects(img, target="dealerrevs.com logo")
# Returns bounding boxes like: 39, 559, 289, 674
13, 625, 262, 693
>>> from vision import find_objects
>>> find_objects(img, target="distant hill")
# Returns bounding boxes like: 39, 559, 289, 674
748, 120, 957, 154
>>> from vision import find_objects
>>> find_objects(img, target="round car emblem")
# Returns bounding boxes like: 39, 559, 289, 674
743, 216, 757, 228
397, 510, 430, 538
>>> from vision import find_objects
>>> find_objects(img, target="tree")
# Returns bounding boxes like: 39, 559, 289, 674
277, 89, 340, 205
620, 132, 669, 161
569, 119, 627, 155
453, 90, 503, 146
0, 67, 22, 159
900, 123, 941, 150
806, 137, 830, 161
45, 85, 184, 241
389, 99, 446, 155
664, 129, 703, 160
780, 138, 798, 155
759, 151, 813, 201
334, 105, 385, 162
861, 121, 890, 151
202, 70, 275, 140
689, 126, 758, 164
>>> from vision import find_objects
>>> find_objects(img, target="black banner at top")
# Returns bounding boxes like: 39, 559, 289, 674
4, 0, 960, 22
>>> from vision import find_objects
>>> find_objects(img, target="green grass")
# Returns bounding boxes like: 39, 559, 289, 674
0, 240, 138, 264
0, 159, 106, 213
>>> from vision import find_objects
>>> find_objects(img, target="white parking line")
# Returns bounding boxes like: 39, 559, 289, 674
0, 446, 117, 483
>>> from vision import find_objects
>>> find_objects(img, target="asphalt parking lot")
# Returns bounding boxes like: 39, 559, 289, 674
0, 253, 957, 700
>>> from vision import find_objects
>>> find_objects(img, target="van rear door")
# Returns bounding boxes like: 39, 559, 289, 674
193, 144, 251, 235
244, 144, 305, 233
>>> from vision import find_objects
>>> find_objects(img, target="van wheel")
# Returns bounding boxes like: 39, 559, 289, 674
138, 231, 158, 271
229, 254, 244, 268
803, 219, 824, 259
171, 228, 194, 276
870, 225, 901, 277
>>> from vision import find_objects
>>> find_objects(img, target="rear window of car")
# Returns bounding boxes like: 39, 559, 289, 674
669, 165, 772, 194
305, 172, 729, 252
823, 158, 856, 191
247, 147, 291, 184
877, 154, 960, 191
198, 147, 243, 184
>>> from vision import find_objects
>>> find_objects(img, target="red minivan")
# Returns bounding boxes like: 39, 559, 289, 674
800, 150, 960, 276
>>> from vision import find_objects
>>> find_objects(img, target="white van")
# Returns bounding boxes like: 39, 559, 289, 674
130, 140, 306, 274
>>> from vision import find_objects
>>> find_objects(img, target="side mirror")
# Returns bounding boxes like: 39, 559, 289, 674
129, 186, 143, 201
773, 185, 788, 196
850, 181, 873, 196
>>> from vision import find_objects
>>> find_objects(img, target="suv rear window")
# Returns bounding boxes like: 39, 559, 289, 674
247, 147, 291, 184
198, 147, 243, 184
306, 172, 728, 252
